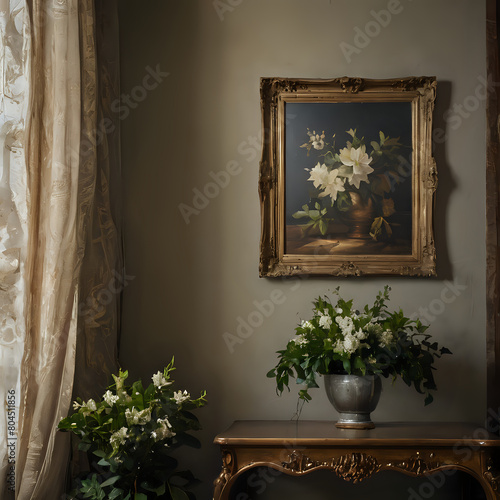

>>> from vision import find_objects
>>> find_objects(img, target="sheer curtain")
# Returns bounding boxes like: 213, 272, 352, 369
0, 1, 121, 498
0, 1, 30, 498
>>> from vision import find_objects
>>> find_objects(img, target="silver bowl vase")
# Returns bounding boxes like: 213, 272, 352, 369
324, 374, 382, 429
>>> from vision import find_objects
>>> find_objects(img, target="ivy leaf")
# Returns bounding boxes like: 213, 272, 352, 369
109, 488, 125, 500
342, 359, 351, 374
292, 210, 309, 219
383, 137, 402, 147
78, 442, 91, 452
299, 389, 312, 401
353, 356, 366, 376
101, 476, 121, 488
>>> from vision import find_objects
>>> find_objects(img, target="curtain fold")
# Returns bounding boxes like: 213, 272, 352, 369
74, 0, 121, 404
16, 1, 83, 497
0, 1, 30, 498
5, 0, 122, 498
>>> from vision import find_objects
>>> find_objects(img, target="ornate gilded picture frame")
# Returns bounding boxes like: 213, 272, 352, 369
259, 76, 437, 277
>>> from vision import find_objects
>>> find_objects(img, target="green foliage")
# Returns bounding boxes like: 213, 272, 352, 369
267, 286, 451, 406
58, 358, 206, 500
292, 202, 334, 236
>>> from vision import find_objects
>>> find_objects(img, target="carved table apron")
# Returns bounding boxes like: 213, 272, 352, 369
213, 420, 500, 499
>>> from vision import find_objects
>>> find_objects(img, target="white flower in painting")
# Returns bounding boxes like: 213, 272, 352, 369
72, 401, 82, 411
103, 390, 119, 407
318, 170, 345, 202
339, 145, 374, 189
306, 162, 330, 189
335, 307, 343, 315
152, 371, 172, 389
318, 314, 332, 330
110, 427, 129, 451
310, 130, 326, 150
173, 390, 190, 405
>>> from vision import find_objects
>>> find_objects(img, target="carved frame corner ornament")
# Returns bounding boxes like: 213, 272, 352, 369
259, 76, 437, 278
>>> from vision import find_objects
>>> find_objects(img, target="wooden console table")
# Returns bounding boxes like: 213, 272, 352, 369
213, 420, 500, 499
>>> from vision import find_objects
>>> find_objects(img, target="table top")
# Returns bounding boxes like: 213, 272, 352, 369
214, 420, 500, 447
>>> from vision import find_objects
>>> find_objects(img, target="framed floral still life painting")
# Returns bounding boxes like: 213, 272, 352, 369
259, 77, 437, 277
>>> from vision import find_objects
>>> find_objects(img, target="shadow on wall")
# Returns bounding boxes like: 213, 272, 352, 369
433, 80, 454, 280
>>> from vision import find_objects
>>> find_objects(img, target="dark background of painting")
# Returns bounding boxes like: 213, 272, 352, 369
285, 101, 413, 224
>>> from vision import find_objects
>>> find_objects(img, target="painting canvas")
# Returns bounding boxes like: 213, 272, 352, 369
285, 101, 412, 257
259, 77, 437, 277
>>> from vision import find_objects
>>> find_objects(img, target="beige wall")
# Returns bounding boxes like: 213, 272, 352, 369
118, 1, 486, 497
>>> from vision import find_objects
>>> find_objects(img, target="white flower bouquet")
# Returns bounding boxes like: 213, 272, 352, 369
58, 358, 206, 500
267, 287, 451, 405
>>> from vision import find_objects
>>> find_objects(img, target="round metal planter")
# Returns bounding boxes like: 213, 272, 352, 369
324, 374, 382, 429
